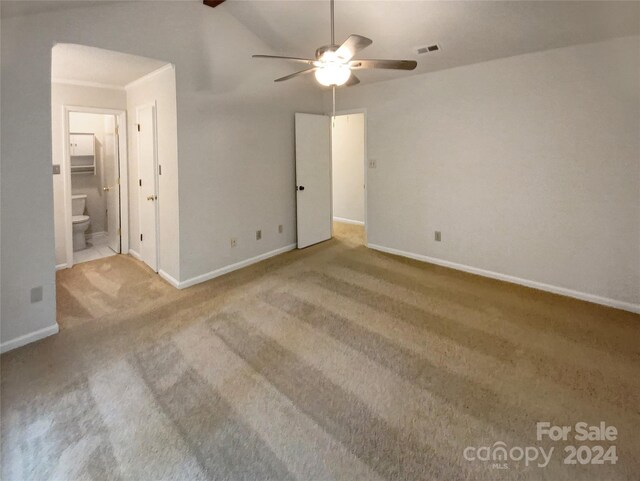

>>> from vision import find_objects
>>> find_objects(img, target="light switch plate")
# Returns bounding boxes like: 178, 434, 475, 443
52, 164, 61, 175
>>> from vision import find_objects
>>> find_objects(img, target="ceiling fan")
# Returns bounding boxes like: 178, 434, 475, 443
250, 0, 417, 87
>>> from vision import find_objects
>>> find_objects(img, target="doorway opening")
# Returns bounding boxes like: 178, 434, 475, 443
293, 110, 367, 249
331, 111, 367, 245
51, 43, 178, 285
65, 109, 127, 265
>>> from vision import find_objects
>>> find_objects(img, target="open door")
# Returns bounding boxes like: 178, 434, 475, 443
137, 104, 159, 271
295, 113, 332, 249
104, 115, 121, 253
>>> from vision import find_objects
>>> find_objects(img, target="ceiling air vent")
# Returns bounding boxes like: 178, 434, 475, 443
416, 44, 441, 55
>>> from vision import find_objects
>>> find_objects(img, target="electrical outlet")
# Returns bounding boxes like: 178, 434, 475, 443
31, 286, 43, 303
278, 224, 283, 234
256, 230, 262, 240
434, 231, 442, 242
230, 238, 237, 248
368, 159, 377, 169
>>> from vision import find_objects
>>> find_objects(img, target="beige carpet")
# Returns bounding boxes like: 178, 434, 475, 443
1, 223, 638, 481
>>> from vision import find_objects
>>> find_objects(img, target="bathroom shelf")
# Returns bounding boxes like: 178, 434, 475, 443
71, 165, 96, 174
69, 133, 96, 175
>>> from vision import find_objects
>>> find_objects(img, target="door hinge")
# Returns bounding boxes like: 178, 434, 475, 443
139, 179, 142, 187
117, 228, 121, 236
115, 126, 119, 135
140, 233, 143, 242
158, 165, 162, 175
137, 124, 141, 132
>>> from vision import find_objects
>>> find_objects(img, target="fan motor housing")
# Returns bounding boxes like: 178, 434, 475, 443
315, 45, 339, 60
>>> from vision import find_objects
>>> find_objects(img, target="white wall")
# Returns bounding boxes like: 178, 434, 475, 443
332, 113, 365, 224
330, 36, 640, 309
1, 2, 323, 348
68, 112, 109, 236
126, 65, 180, 280
51, 83, 127, 267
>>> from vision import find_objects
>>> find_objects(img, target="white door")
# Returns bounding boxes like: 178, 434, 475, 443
104, 115, 121, 253
295, 113, 332, 248
137, 105, 159, 271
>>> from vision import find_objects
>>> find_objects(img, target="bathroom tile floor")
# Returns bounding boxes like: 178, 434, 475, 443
73, 235, 117, 265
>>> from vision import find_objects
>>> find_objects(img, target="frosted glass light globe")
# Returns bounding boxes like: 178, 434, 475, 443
315, 64, 351, 86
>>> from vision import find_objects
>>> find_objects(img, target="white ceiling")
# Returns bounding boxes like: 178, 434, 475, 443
1, 1, 112, 18
52, 43, 169, 87
0, 0, 194, 18
7, 1, 640, 87
223, 0, 640, 85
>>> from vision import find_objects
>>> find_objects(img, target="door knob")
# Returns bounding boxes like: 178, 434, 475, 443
297, 185, 305, 191
103, 186, 110, 192
146, 195, 157, 201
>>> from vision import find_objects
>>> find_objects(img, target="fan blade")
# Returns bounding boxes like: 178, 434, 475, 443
346, 73, 360, 87
274, 68, 317, 82
335, 35, 373, 61
253, 55, 317, 66
350, 59, 417, 70
203, 0, 225, 7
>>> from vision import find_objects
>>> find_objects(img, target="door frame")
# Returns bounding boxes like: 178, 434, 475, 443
62, 105, 129, 268
333, 108, 368, 245
135, 102, 161, 272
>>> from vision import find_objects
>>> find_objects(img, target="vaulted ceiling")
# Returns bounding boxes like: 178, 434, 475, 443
224, 0, 640, 84
3, 1, 640, 87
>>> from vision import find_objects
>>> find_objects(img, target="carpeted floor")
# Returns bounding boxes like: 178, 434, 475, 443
1, 223, 639, 481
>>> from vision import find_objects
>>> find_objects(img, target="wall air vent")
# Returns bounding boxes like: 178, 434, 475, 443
416, 44, 441, 55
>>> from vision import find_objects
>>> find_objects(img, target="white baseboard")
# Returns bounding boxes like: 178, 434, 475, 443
128, 249, 142, 261
175, 244, 297, 289
1, 323, 59, 354
56, 263, 68, 271
86, 231, 106, 240
333, 217, 365, 226
158, 269, 180, 288
368, 243, 640, 314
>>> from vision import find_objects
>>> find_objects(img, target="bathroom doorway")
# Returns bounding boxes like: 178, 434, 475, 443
51, 43, 178, 285
63, 107, 129, 267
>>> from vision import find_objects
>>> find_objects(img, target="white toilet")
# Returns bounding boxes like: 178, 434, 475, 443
71, 194, 91, 251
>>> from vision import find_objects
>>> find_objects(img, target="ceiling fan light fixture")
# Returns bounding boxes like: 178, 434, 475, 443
319, 50, 341, 63
251, 0, 416, 89
314, 63, 351, 86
